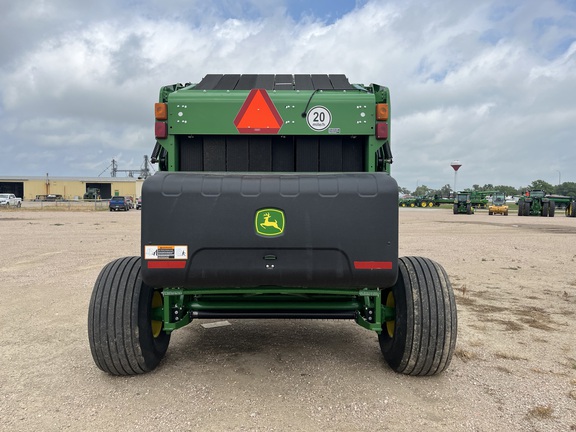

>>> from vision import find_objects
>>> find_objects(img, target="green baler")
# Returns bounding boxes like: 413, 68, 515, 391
88, 74, 457, 376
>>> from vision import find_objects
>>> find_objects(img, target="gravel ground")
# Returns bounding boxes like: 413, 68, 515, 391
1, 207, 575, 432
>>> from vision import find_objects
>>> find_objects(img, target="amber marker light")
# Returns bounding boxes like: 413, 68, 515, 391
155, 103, 168, 120
376, 103, 389, 121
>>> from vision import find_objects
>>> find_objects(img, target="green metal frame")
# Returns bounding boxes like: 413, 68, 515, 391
156, 82, 391, 175
152, 287, 395, 335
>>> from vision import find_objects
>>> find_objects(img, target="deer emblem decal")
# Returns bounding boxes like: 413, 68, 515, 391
255, 209, 285, 236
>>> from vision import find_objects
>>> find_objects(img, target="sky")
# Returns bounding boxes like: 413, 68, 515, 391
1, 0, 575, 192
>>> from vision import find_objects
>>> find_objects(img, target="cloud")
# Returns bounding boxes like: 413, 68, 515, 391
0, 0, 575, 190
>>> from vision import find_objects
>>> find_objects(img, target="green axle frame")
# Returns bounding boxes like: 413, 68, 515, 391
154, 288, 395, 334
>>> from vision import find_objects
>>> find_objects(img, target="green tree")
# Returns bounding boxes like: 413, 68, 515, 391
528, 179, 555, 193
556, 182, 576, 197
398, 186, 411, 195
438, 184, 452, 197
494, 185, 520, 196
413, 185, 433, 196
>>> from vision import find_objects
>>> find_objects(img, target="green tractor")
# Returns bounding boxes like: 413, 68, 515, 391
417, 196, 435, 207
88, 74, 457, 377
398, 196, 434, 208
517, 190, 555, 217
399, 196, 416, 207
453, 192, 474, 214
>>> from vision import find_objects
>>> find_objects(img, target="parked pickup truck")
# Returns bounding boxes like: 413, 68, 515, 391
0, 193, 22, 207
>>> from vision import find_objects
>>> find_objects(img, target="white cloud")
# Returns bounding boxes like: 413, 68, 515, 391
0, 0, 575, 189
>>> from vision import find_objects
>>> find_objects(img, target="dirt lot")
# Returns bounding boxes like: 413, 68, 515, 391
1, 207, 575, 431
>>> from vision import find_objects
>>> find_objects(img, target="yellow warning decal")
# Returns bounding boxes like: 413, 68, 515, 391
144, 245, 188, 260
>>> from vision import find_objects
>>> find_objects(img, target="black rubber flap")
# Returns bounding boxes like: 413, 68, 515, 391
141, 172, 398, 289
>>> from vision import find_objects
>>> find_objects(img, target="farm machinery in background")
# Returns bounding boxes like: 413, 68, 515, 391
488, 192, 509, 216
83, 187, 101, 200
453, 192, 474, 214
399, 188, 576, 217
469, 190, 496, 208
547, 194, 576, 217
517, 190, 555, 217
566, 198, 576, 217
516, 189, 576, 217
399, 190, 494, 209
399, 195, 436, 207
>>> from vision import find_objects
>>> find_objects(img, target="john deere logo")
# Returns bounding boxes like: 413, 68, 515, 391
255, 208, 285, 237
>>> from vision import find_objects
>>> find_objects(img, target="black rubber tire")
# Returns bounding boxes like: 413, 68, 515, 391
571, 201, 576, 217
542, 202, 549, 217
523, 202, 531, 216
453, 204, 458, 214
466, 204, 472, 214
549, 201, 555, 217
88, 256, 170, 375
378, 256, 458, 376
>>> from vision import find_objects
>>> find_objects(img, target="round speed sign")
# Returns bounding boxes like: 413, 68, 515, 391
306, 106, 332, 131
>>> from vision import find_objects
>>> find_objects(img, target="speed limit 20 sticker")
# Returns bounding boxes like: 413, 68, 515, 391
306, 106, 332, 131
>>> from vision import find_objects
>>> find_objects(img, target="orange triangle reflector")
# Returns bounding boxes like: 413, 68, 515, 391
234, 89, 283, 134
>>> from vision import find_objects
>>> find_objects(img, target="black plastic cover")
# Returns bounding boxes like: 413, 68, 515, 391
141, 172, 398, 289
193, 74, 355, 91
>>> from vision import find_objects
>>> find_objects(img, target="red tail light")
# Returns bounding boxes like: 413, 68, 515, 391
155, 122, 168, 139
376, 122, 388, 139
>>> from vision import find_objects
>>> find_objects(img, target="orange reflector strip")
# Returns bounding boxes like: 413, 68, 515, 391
354, 261, 393, 270
376, 103, 388, 121
148, 261, 186, 269
155, 103, 168, 120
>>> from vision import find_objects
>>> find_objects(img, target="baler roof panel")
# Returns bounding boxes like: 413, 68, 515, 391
193, 74, 356, 91
166, 74, 377, 136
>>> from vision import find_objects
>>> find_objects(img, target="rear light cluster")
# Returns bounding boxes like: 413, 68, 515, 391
155, 103, 168, 138
375, 103, 388, 140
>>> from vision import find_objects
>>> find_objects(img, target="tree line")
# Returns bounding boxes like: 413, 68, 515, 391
399, 180, 576, 198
